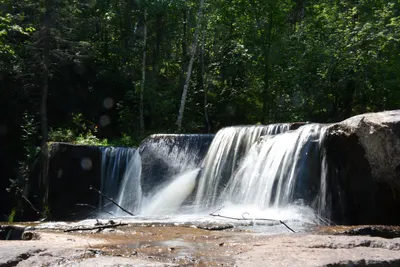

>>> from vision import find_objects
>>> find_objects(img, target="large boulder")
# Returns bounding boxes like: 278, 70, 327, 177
44, 143, 103, 220
325, 110, 400, 225
23, 143, 138, 221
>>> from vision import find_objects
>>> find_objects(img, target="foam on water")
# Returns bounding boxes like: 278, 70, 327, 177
212, 203, 319, 224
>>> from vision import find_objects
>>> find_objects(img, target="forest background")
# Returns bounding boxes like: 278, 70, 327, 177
0, 0, 399, 218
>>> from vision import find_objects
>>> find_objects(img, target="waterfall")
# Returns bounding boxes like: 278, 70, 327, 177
194, 124, 291, 209
216, 124, 329, 221
105, 124, 331, 223
115, 150, 142, 215
99, 147, 136, 209
113, 134, 213, 215
142, 168, 200, 216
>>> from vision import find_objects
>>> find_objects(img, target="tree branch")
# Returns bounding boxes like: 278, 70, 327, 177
64, 222, 127, 232
209, 209, 296, 233
89, 186, 134, 216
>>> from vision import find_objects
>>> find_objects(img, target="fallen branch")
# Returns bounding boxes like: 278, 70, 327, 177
16, 187, 40, 215
241, 213, 296, 233
209, 210, 296, 233
64, 222, 128, 232
210, 213, 254, 221
89, 186, 134, 216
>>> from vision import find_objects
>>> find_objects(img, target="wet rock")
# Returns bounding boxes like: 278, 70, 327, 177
22, 231, 40, 240
325, 110, 400, 225
195, 222, 234, 231
289, 122, 307, 130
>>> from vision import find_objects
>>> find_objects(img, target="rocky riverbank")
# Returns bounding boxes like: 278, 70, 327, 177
1, 221, 400, 266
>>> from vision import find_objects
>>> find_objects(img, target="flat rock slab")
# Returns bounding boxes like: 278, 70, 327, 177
235, 233, 400, 267
2, 225, 400, 266
0, 232, 105, 266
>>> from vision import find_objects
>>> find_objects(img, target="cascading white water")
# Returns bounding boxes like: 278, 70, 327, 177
142, 168, 200, 216
194, 124, 291, 209
217, 124, 329, 222
107, 124, 331, 224
99, 147, 136, 208
113, 135, 212, 216
115, 150, 143, 215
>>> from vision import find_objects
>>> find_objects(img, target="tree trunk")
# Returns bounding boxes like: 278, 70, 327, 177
179, 10, 188, 100
201, 29, 210, 133
40, 0, 51, 211
139, 10, 147, 136
176, 0, 206, 133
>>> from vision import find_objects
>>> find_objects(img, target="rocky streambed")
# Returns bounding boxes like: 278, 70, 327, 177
1, 220, 400, 267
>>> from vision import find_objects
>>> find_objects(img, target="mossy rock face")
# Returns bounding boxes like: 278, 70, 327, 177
324, 110, 400, 225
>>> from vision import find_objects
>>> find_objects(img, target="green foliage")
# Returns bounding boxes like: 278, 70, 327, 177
7, 208, 16, 223
48, 113, 108, 145
48, 128, 76, 143
108, 134, 138, 147
49, 128, 109, 146
1, 0, 399, 191
75, 131, 109, 146
1, 0, 399, 135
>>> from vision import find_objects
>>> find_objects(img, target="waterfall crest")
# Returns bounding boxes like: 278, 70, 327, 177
194, 124, 291, 209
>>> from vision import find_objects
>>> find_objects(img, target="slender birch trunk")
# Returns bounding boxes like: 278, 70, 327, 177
176, 0, 206, 133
